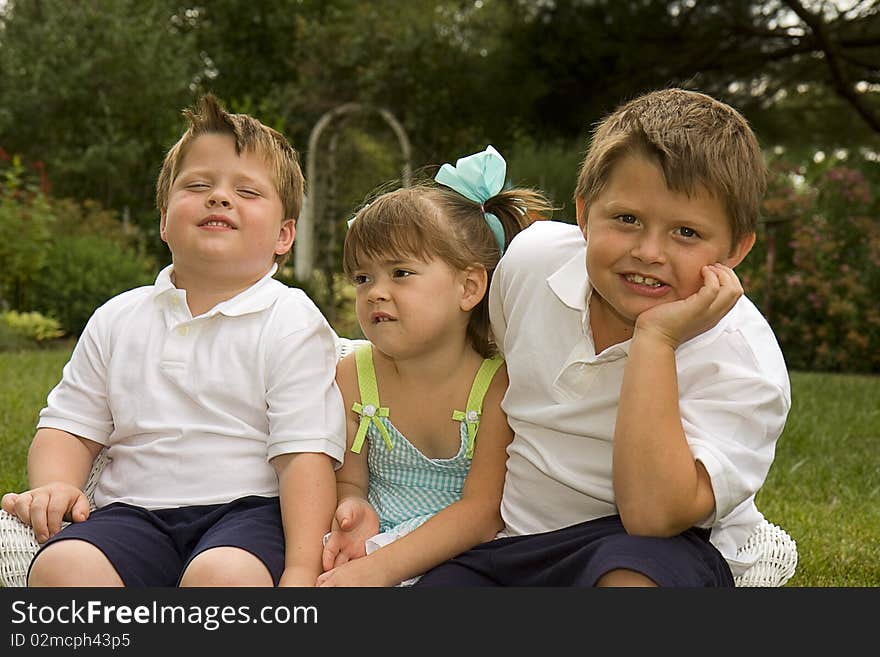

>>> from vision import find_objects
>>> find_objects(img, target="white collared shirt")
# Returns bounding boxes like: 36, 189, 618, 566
488, 220, 791, 575
38, 264, 346, 510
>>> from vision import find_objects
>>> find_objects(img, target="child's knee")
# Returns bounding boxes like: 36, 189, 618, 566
595, 568, 657, 587
180, 546, 273, 587
28, 539, 122, 587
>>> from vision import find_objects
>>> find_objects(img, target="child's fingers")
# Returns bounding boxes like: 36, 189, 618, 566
336, 499, 364, 531
27, 494, 50, 543
46, 493, 70, 539
71, 495, 90, 523
707, 264, 743, 310
715, 264, 743, 294
11, 492, 34, 527
322, 533, 342, 571
700, 264, 721, 293
1, 492, 18, 514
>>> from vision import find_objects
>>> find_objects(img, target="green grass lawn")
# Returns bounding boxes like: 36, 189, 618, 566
1, 345, 878, 586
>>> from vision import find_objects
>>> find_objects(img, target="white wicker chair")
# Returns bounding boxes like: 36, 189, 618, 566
0, 337, 798, 588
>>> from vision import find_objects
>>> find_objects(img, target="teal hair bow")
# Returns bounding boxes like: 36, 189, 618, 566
435, 145, 507, 254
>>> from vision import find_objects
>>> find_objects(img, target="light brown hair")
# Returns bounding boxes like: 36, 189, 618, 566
574, 88, 766, 248
155, 94, 303, 265
344, 182, 554, 357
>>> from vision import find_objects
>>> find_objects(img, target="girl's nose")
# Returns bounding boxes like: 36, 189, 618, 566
366, 281, 389, 303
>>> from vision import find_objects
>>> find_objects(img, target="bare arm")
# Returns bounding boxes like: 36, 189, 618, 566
613, 265, 741, 536
0, 427, 104, 542
318, 366, 512, 587
321, 355, 379, 571
273, 451, 337, 587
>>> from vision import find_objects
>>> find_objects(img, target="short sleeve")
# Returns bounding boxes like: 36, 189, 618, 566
264, 306, 346, 467
679, 332, 790, 522
37, 309, 114, 444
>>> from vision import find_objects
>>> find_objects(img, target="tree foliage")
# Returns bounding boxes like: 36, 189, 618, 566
2, 0, 877, 231
0, 0, 203, 241
0, 0, 878, 367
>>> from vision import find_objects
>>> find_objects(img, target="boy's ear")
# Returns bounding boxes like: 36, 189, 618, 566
575, 197, 588, 234
159, 210, 169, 243
725, 231, 757, 268
460, 266, 488, 312
275, 218, 296, 256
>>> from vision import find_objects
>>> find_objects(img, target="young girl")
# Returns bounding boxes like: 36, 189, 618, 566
317, 146, 553, 587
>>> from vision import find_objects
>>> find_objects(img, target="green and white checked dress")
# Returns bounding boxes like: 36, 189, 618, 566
350, 344, 503, 536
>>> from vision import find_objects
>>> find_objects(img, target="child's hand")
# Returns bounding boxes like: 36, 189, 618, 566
635, 263, 743, 349
1, 483, 91, 543
321, 497, 380, 572
277, 566, 321, 587
316, 553, 397, 587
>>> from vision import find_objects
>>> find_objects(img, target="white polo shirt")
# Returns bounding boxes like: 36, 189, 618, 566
38, 264, 346, 510
489, 220, 791, 575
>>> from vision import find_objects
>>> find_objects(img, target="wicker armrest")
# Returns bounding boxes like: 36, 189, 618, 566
0, 509, 41, 588
0, 448, 110, 588
732, 518, 798, 587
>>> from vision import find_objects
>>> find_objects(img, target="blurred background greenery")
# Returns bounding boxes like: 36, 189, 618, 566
0, 0, 878, 587
1, 0, 878, 365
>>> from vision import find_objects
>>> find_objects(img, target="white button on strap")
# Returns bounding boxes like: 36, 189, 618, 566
466, 410, 479, 423
363, 404, 377, 417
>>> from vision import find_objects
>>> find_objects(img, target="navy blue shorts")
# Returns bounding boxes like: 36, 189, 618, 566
415, 514, 734, 587
29, 495, 285, 587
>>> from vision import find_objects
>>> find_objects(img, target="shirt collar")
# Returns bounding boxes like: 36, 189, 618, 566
547, 248, 633, 358
152, 263, 283, 317
547, 250, 591, 311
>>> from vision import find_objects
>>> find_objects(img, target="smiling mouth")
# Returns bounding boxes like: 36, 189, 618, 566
624, 273, 664, 288
371, 314, 395, 323
199, 216, 236, 229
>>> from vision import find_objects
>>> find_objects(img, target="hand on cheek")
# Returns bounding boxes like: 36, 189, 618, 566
635, 263, 743, 349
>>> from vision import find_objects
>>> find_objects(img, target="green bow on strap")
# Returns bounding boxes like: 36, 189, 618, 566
451, 408, 482, 459
351, 401, 393, 453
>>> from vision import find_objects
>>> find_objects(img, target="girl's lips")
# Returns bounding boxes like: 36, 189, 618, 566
371, 312, 395, 323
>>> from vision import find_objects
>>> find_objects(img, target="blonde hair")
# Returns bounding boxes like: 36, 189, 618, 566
574, 88, 766, 248
155, 94, 304, 265
344, 182, 554, 357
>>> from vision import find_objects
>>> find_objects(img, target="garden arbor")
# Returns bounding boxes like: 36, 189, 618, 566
294, 103, 412, 284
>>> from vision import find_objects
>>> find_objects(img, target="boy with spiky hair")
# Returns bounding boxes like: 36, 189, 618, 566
2, 95, 345, 587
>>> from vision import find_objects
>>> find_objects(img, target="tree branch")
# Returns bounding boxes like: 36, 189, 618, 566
783, 0, 880, 133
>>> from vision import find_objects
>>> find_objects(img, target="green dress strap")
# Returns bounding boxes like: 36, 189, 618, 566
452, 355, 504, 458
351, 344, 394, 454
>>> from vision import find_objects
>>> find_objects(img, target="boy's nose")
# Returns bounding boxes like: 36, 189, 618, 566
630, 235, 666, 263
206, 195, 232, 209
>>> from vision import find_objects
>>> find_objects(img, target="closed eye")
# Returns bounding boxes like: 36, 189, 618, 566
237, 188, 261, 198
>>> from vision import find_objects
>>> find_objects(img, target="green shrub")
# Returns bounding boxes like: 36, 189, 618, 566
504, 134, 582, 220
1, 310, 64, 342
740, 161, 880, 373
27, 235, 155, 336
0, 154, 54, 310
